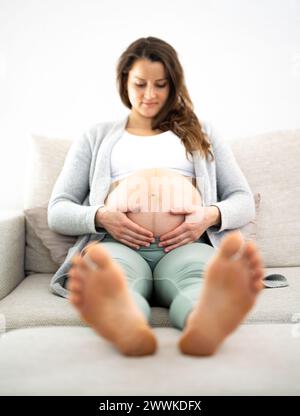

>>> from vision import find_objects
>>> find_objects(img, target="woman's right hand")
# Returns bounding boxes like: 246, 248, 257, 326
95, 207, 154, 249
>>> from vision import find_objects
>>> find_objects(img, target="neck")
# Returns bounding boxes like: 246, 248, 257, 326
126, 111, 153, 131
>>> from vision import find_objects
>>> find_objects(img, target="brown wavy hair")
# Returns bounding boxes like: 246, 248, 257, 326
116, 36, 214, 162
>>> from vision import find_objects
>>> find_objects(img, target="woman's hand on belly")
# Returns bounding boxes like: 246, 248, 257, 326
157, 205, 211, 252
105, 168, 204, 240
95, 208, 155, 250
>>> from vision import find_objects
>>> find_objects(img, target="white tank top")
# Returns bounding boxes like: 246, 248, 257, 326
110, 130, 195, 183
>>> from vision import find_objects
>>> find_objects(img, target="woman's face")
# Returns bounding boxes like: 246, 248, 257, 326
127, 59, 170, 119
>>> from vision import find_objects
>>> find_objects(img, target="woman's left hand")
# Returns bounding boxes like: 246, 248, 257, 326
158, 206, 213, 252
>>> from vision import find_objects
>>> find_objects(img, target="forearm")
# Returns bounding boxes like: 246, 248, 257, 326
48, 200, 104, 235
47, 126, 104, 236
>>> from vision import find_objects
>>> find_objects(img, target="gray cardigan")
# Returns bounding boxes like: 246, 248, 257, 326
48, 113, 255, 298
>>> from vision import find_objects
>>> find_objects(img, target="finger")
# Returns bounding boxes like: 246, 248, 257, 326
119, 238, 140, 250
170, 210, 188, 215
126, 229, 154, 243
163, 239, 191, 252
170, 208, 194, 214
185, 210, 205, 223
126, 219, 154, 238
134, 226, 153, 239
159, 233, 188, 247
124, 234, 151, 247
160, 226, 185, 242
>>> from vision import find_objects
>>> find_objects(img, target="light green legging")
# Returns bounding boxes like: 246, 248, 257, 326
91, 232, 216, 330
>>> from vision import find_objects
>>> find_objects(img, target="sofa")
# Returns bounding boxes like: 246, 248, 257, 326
0, 126, 299, 396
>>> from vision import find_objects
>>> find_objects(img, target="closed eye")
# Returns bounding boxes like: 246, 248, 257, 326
136, 84, 167, 88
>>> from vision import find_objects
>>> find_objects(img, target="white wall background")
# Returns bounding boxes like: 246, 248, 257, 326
0, 0, 299, 211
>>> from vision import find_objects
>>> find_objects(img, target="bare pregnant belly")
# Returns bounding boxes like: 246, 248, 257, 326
104, 168, 203, 237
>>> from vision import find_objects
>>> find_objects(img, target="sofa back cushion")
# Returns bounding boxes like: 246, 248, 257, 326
24, 135, 73, 275
230, 129, 300, 267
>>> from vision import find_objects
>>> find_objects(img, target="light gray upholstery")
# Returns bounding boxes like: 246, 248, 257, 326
230, 129, 300, 267
0, 325, 299, 395
0, 267, 299, 331
24, 135, 72, 275
0, 211, 25, 300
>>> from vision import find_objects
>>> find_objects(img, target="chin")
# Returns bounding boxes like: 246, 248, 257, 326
141, 106, 161, 115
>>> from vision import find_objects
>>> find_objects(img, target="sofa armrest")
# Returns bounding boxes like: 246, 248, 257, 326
0, 211, 25, 300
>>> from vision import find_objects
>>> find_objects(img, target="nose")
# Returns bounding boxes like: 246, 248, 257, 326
143, 85, 157, 100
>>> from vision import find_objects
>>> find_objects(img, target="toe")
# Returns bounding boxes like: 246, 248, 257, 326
80, 241, 101, 258
250, 266, 264, 293
252, 276, 264, 293
252, 265, 264, 282
249, 257, 263, 273
82, 253, 100, 271
242, 241, 263, 266
83, 243, 111, 269
71, 253, 83, 266
243, 243, 264, 279
219, 231, 245, 259
242, 241, 256, 262
68, 278, 82, 293
69, 292, 82, 307
68, 265, 82, 280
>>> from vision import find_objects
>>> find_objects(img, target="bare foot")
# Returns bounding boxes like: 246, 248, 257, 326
178, 231, 264, 356
67, 242, 158, 356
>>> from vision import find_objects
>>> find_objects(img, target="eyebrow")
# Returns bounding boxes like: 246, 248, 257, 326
134, 76, 167, 81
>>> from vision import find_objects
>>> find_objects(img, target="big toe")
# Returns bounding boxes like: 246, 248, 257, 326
218, 231, 245, 260
82, 242, 112, 270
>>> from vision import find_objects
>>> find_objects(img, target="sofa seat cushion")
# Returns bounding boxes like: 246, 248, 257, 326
0, 268, 299, 331
0, 274, 170, 330
246, 266, 300, 323
0, 324, 300, 395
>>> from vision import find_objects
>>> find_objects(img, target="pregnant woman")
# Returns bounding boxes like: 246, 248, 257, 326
48, 36, 264, 357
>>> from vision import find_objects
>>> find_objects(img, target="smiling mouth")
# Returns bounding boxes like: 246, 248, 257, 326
143, 103, 158, 106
